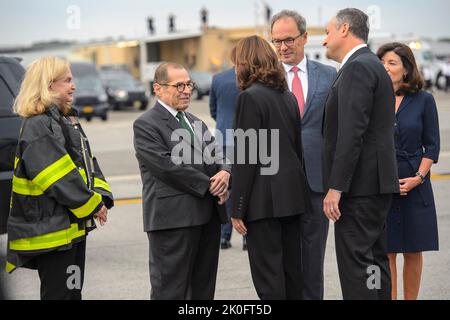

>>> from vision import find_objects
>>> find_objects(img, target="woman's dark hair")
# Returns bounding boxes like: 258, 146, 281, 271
377, 42, 424, 95
234, 35, 287, 92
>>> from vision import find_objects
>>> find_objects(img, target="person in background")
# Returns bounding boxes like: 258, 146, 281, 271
378, 42, 440, 300
6, 56, 113, 300
421, 65, 433, 93
209, 47, 247, 250
444, 58, 450, 92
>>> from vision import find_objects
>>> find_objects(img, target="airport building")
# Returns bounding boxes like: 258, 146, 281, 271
70, 25, 325, 83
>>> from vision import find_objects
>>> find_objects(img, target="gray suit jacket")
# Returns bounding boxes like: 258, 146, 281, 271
299, 60, 337, 193
133, 102, 230, 232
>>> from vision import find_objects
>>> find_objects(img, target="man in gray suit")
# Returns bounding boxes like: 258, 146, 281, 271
271, 10, 337, 300
133, 62, 231, 299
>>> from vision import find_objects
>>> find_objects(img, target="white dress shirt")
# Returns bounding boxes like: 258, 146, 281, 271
283, 57, 308, 103
340, 44, 368, 69
158, 99, 194, 133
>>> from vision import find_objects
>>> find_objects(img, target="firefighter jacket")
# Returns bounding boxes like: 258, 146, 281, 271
6, 105, 113, 273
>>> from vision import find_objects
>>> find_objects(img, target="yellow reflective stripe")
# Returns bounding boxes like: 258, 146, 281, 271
9, 223, 85, 251
12, 175, 44, 196
32, 154, 76, 191
6, 261, 16, 273
79, 168, 87, 184
78, 168, 111, 193
69, 192, 102, 218
94, 178, 112, 193
14, 157, 19, 169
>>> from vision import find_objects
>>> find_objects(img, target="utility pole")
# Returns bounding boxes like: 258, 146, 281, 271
168, 14, 175, 33
147, 17, 155, 35
201, 7, 208, 31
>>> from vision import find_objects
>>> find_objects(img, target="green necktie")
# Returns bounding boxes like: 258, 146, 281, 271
176, 112, 195, 141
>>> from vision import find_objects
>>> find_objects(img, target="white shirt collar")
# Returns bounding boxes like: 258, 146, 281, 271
158, 99, 180, 118
283, 56, 308, 74
340, 44, 367, 69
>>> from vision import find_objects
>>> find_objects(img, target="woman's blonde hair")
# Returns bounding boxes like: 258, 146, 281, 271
14, 56, 71, 117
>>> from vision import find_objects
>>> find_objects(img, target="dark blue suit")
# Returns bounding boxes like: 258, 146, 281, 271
209, 67, 240, 243
387, 91, 440, 253
210, 67, 239, 147
297, 60, 336, 300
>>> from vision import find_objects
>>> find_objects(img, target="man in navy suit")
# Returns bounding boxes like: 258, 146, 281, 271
271, 10, 337, 300
209, 60, 246, 250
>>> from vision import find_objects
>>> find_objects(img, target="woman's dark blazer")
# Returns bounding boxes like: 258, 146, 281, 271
231, 82, 312, 222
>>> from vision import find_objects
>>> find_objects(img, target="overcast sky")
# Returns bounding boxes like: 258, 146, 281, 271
1, 0, 449, 47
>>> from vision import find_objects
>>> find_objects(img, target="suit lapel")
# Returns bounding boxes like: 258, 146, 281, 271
184, 112, 206, 154
331, 47, 371, 87
323, 47, 371, 133
156, 103, 203, 153
304, 60, 318, 118
396, 94, 412, 116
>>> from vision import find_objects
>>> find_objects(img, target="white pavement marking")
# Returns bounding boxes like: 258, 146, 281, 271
108, 174, 141, 182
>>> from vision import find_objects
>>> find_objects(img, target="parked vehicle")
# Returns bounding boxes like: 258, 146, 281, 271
71, 62, 109, 121
189, 70, 213, 100
0, 56, 25, 234
100, 68, 149, 111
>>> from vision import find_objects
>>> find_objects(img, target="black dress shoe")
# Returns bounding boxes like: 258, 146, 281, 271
220, 240, 231, 249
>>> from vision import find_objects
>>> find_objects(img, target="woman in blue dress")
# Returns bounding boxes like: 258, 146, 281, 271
377, 43, 440, 300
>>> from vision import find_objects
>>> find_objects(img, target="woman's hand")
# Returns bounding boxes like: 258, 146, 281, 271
94, 205, 108, 226
231, 218, 247, 236
399, 177, 422, 196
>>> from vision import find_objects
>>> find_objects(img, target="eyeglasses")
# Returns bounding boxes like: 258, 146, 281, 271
159, 81, 196, 92
271, 34, 303, 48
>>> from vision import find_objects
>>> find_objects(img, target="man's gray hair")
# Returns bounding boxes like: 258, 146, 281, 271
270, 10, 307, 35
335, 8, 370, 43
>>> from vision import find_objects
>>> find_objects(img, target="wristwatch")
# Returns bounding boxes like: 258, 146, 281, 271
415, 171, 425, 184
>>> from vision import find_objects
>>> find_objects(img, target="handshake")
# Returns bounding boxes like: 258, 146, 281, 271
209, 170, 231, 205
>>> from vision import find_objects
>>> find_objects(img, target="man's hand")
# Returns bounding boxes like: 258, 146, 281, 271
94, 205, 108, 226
399, 177, 421, 196
218, 190, 230, 205
231, 218, 247, 236
323, 189, 342, 222
210, 170, 230, 197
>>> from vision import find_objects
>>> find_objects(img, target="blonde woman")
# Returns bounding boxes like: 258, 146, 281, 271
6, 56, 113, 300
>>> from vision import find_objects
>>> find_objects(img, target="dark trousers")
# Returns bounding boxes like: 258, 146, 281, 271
221, 146, 233, 241
221, 194, 233, 241
0, 273, 5, 300
300, 190, 329, 299
220, 146, 245, 244
148, 213, 221, 300
35, 240, 86, 300
335, 194, 392, 300
246, 215, 303, 300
